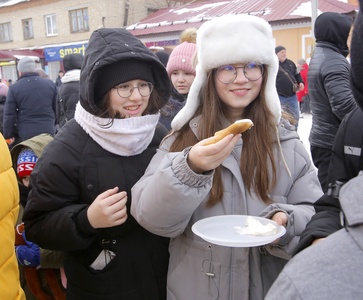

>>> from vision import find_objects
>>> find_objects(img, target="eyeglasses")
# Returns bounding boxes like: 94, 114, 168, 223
113, 82, 154, 98
215, 62, 264, 83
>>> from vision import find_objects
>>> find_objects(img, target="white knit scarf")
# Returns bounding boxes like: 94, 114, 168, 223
74, 103, 160, 156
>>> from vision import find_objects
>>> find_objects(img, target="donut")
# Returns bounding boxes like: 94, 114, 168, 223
205, 119, 253, 145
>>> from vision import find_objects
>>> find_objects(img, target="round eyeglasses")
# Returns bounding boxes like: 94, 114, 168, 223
113, 82, 154, 98
215, 62, 264, 83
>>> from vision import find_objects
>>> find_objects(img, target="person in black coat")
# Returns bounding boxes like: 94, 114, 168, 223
23, 28, 171, 300
294, 4, 363, 255
56, 53, 83, 128
308, 12, 356, 192
3, 57, 57, 147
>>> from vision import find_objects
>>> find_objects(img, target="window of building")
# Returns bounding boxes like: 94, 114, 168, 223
69, 8, 89, 33
45, 14, 57, 36
0, 22, 12, 43
22, 18, 34, 40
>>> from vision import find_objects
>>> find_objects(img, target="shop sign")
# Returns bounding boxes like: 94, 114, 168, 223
44, 43, 88, 62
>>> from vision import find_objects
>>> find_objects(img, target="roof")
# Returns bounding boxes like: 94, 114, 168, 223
127, 0, 358, 37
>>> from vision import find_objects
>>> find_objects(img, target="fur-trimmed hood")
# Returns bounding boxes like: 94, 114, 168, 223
171, 14, 281, 131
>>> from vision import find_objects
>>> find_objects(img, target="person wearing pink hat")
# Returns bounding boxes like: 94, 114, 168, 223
159, 28, 197, 130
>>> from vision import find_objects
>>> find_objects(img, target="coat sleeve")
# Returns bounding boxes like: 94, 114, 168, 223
262, 138, 322, 258
323, 59, 356, 120
23, 140, 98, 251
131, 146, 214, 238
292, 110, 357, 255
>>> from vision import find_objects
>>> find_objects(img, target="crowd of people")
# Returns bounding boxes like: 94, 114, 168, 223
1, 2, 363, 299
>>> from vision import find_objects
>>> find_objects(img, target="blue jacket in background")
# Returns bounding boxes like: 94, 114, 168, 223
3, 72, 57, 141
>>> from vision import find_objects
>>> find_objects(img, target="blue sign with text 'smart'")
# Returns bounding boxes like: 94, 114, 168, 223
44, 43, 88, 62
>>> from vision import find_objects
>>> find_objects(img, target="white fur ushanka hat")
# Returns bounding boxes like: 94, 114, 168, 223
171, 14, 281, 131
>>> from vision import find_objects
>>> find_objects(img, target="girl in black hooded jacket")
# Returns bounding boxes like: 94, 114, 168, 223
23, 28, 171, 300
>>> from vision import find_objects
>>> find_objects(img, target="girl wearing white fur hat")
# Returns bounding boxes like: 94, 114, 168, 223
131, 14, 322, 300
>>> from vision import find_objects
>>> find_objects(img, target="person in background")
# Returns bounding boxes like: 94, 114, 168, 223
0, 82, 9, 134
159, 27, 197, 130
11, 133, 66, 299
308, 12, 356, 192
36, 69, 48, 79
0, 133, 26, 300
56, 53, 83, 128
3, 56, 57, 147
293, 1, 363, 255
55, 69, 64, 89
155, 50, 170, 67
23, 28, 171, 299
275, 45, 304, 129
131, 14, 322, 300
296, 58, 309, 116
266, 171, 363, 299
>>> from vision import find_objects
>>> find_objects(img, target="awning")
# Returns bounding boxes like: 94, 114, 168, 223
0, 49, 44, 62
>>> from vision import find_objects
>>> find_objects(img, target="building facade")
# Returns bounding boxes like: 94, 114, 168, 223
127, 0, 358, 65
0, 0, 180, 81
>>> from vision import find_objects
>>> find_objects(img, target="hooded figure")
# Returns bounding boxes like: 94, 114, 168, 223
56, 53, 84, 128
293, 1, 363, 256
308, 12, 356, 192
23, 28, 171, 300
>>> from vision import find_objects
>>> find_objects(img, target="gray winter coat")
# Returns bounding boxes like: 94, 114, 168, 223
131, 117, 323, 300
266, 172, 363, 300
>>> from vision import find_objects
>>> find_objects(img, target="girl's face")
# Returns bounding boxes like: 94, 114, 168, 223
214, 63, 263, 121
170, 70, 195, 95
110, 79, 151, 118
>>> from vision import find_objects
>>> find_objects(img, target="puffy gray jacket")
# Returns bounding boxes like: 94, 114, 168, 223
266, 172, 363, 299
131, 117, 323, 300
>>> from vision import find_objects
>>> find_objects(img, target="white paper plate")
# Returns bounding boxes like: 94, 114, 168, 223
192, 215, 286, 247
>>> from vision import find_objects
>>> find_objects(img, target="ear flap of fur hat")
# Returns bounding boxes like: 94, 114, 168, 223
171, 14, 281, 131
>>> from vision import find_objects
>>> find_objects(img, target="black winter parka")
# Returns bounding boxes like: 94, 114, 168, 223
23, 28, 171, 300
308, 12, 356, 149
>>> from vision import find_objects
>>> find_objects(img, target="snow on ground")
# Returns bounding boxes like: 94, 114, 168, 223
297, 112, 312, 153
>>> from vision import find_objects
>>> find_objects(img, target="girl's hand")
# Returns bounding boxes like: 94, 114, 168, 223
270, 212, 288, 244
187, 133, 241, 174
87, 187, 128, 228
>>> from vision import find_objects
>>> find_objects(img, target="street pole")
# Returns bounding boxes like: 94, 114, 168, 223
311, 0, 318, 39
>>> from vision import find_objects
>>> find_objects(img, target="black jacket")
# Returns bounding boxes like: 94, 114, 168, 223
308, 13, 356, 149
276, 58, 303, 97
56, 54, 83, 127
294, 107, 363, 255
24, 121, 169, 299
3, 73, 57, 140
56, 73, 80, 127
23, 28, 171, 300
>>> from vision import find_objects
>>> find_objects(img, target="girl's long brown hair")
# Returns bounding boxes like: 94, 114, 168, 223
169, 68, 278, 206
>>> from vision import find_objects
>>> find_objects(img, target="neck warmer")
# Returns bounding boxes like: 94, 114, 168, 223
61, 69, 81, 83
74, 103, 159, 156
